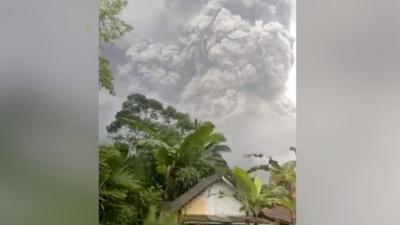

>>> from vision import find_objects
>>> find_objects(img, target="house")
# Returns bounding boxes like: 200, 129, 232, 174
162, 174, 292, 225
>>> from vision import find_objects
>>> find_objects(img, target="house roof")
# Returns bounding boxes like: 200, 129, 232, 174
163, 174, 293, 224
163, 174, 229, 212
262, 206, 293, 224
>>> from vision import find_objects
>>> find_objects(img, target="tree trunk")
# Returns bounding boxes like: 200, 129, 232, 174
164, 167, 179, 201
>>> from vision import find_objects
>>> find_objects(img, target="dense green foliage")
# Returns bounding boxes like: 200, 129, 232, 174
139, 121, 231, 200
99, 144, 163, 225
100, 94, 296, 225
107, 94, 230, 200
107, 93, 197, 143
269, 160, 296, 221
99, 0, 133, 43
99, 57, 115, 94
98, 2, 296, 224
233, 167, 289, 218
143, 206, 181, 225
247, 152, 297, 223
99, 0, 133, 94
100, 94, 232, 225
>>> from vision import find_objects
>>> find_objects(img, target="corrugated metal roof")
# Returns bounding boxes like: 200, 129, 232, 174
163, 174, 224, 212
162, 174, 293, 224
262, 206, 293, 224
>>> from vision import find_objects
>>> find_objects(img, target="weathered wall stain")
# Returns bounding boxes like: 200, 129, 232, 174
181, 180, 245, 216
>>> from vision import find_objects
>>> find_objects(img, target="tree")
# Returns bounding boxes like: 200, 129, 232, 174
233, 167, 289, 220
139, 121, 231, 200
269, 161, 296, 222
100, 56, 115, 94
99, 144, 163, 225
99, 145, 141, 225
246, 149, 297, 223
107, 94, 230, 200
103, 94, 235, 222
99, 0, 133, 94
99, 0, 133, 43
107, 93, 197, 145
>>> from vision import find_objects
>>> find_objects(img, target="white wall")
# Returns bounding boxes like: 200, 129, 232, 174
182, 180, 246, 216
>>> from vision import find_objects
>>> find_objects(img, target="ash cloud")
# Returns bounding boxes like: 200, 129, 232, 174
100, 0, 296, 167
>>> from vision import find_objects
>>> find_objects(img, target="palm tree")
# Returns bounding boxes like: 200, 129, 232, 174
138, 121, 230, 200
99, 145, 142, 225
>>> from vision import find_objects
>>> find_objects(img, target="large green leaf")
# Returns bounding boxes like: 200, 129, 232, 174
154, 148, 174, 170
121, 118, 160, 138
111, 166, 141, 190
208, 133, 226, 142
178, 122, 220, 164
100, 189, 127, 201
233, 167, 257, 199
254, 177, 263, 196
138, 139, 172, 151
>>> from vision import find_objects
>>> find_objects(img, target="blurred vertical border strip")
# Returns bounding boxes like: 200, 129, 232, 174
0, 1, 98, 225
298, 0, 400, 225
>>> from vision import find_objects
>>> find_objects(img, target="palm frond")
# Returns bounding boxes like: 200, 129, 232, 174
179, 121, 215, 152
111, 166, 141, 190
121, 117, 160, 138
233, 167, 258, 199
138, 139, 172, 150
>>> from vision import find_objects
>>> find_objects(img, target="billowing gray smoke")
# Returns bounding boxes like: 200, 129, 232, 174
165, 0, 292, 26
101, 0, 296, 167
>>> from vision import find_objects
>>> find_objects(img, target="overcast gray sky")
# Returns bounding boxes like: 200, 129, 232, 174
99, 0, 296, 168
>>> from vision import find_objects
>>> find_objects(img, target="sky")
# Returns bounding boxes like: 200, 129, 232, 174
99, 0, 296, 168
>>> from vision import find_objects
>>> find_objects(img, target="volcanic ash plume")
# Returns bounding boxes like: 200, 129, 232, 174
121, 0, 294, 118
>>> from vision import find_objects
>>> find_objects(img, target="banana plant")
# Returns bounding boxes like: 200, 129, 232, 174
138, 121, 230, 200
245, 151, 297, 223
269, 161, 296, 222
233, 167, 290, 218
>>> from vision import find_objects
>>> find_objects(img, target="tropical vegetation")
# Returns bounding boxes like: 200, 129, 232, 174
99, 0, 133, 94
246, 151, 297, 223
100, 94, 296, 225
99, 1, 296, 224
